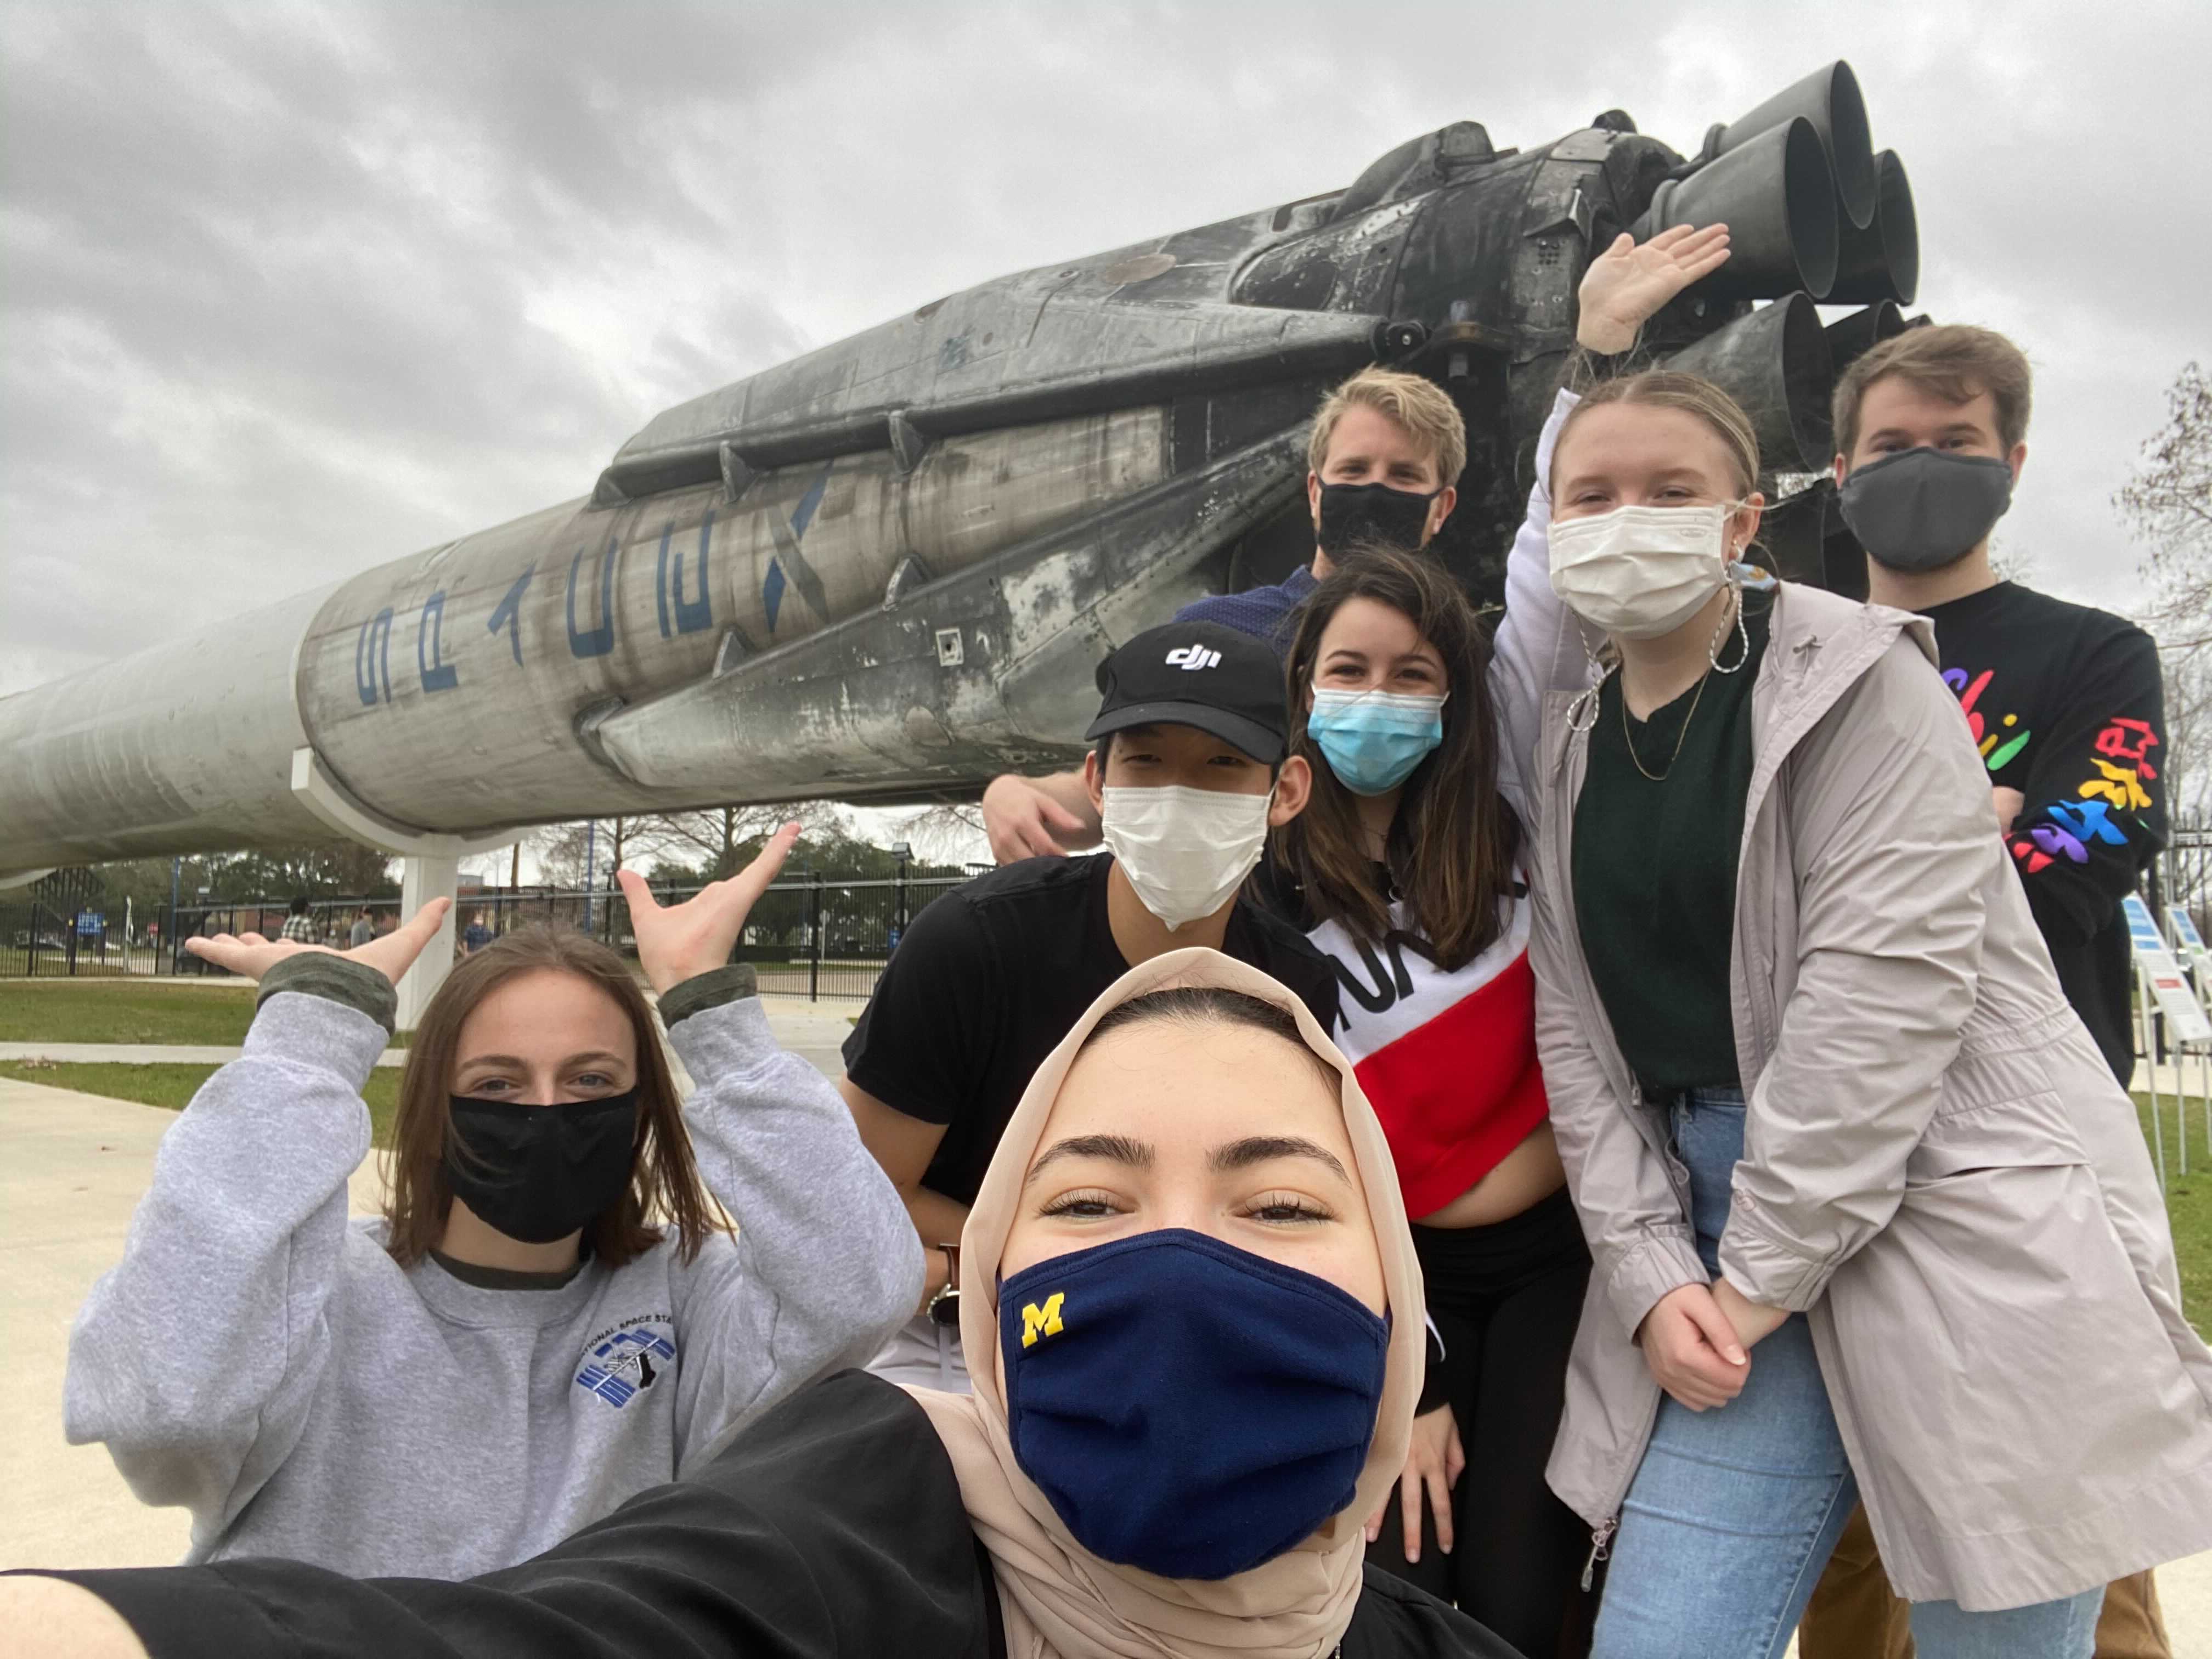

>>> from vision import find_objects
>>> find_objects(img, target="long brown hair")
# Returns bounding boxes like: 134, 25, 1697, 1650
1274, 545, 1520, 971
382, 924, 731, 1269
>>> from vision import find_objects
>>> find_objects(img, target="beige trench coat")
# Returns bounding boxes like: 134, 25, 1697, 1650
1530, 581, 2212, 1612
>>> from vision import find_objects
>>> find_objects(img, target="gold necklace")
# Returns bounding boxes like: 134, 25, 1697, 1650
1620, 666, 1708, 782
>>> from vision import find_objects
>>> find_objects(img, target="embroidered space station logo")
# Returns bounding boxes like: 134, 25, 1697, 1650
574, 1318, 678, 1408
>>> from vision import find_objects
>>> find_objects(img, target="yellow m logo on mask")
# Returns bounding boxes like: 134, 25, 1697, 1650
1020, 1292, 1066, 1349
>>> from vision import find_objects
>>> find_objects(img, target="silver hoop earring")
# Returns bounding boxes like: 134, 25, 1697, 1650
1708, 580, 1752, 674
1567, 616, 1610, 732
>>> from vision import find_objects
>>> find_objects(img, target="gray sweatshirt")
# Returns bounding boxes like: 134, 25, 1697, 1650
63, 962, 922, 1579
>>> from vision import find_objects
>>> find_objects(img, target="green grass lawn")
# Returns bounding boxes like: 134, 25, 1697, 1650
0, 981, 408, 1046
0, 1060, 403, 1146
2140, 1093, 2212, 1335
0, 983, 256, 1044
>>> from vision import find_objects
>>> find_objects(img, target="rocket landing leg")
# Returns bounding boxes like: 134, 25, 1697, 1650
397, 854, 460, 1032
285, 747, 515, 1030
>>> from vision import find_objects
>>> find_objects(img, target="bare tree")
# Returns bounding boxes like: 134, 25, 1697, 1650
642, 802, 846, 880
884, 802, 991, 868
2162, 648, 2212, 826
2118, 362, 2212, 659
1988, 540, 2040, 584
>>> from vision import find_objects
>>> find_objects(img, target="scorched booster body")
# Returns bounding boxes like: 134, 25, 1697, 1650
0, 63, 1917, 875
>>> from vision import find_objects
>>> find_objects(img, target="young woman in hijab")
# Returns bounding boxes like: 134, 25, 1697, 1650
9, 949, 1522, 1659
60, 828, 921, 1580
1525, 369, 2212, 1657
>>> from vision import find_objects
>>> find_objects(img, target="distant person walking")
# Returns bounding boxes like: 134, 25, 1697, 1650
463, 913, 493, 955
279, 896, 317, 944
348, 912, 375, 949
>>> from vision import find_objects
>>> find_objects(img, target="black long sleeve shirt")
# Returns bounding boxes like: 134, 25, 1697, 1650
38, 1371, 1519, 1659
1919, 582, 2167, 1082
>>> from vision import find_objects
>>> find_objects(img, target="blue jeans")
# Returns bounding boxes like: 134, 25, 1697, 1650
1589, 1087, 2103, 1659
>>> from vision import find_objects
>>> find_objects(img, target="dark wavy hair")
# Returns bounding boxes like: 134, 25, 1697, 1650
1273, 545, 1520, 972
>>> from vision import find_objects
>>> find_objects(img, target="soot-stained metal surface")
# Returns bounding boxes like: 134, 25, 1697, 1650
0, 60, 1918, 871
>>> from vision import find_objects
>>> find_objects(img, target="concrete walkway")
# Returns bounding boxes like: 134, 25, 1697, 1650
0, 1041, 410, 1066
0, 1079, 397, 1568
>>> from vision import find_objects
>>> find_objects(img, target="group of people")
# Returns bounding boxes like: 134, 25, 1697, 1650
9, 224, 2210, 1659
273, 898, 396, 950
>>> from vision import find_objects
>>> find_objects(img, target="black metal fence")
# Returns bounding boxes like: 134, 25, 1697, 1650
0, 898, 168, 978
140, 872, 973, 1002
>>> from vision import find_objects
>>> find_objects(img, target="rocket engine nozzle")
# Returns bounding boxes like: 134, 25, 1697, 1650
1658, 290, 1835, 475
1829, 149, 1918, 306
1631, 116, 1840, 301
1701, 60, 1877, 230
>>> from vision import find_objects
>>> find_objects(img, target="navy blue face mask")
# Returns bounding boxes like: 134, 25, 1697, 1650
998, 1228, 1389, 1581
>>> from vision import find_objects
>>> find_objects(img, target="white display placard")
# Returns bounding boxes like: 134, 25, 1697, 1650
2125, 895, 2212, 1044
2169, 905, 2210, 964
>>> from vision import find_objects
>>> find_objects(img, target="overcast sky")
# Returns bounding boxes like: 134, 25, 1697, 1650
4, 0, 2206, 709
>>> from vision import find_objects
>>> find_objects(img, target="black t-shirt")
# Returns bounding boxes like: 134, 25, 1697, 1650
843, 853, 1341, 1205
1572, 603, 1771, 1093
1917, 582, 2166, 1085
49, 1370, 1520, 1659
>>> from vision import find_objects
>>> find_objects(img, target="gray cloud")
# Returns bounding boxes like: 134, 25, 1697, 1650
4, 0, 2207, 698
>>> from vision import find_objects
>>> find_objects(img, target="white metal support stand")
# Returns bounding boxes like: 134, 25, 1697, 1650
397, 854, 462, 1031
289, 747, 519, 1030
2141, 960, 2167, 1192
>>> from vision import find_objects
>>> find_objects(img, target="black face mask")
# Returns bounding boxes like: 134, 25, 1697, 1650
1316, 481, 1439, 557
1837, 446, 2015, 573
445, 1090, 639, 1245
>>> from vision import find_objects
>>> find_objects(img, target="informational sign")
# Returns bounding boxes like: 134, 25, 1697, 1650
74, 910, 103, 938
2124, 895, 2212, 1044
2169, 905, 2211, 966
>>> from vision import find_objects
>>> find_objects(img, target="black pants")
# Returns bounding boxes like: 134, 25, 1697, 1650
1365, 1186, 1594, 1658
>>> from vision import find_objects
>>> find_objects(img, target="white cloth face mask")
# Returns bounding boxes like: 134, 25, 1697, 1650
1548, 503, 1735, 640
1099, 783, 1273, 932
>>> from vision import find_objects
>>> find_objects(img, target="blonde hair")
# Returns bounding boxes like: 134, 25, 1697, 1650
1307, 366, 1467, 487
1549, 371, 1762, 498
1831, 323, 2033, 458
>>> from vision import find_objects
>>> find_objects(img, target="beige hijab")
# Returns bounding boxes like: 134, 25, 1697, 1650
907, 946, 1425, 1659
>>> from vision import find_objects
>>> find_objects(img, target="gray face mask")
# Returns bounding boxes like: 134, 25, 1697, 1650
1838, 447, 2015, 573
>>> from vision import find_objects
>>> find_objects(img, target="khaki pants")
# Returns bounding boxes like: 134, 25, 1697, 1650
1799, 1504, 2168, 1658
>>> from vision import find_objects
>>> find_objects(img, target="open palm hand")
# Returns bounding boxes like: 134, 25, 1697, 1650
183, 899, 453, 989
617, 822, 802, 996
1577, 224, 1734, 353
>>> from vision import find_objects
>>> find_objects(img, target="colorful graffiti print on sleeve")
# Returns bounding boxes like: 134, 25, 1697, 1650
1943, 667, 2033, 771
2007, 716, 2160, 875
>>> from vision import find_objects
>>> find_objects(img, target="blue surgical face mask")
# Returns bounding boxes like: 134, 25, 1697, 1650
1306, 686, 1446, 796
999, 1228, 1389, 1581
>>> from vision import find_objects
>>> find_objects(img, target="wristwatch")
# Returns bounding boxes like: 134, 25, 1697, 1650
926, 1242, 962, 1328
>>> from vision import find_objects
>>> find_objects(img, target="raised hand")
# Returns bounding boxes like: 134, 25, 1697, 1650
1577, 223, 1734, 354
183, 899, 453, 989
617, 822, 802, 996
982, 775, 1090, 863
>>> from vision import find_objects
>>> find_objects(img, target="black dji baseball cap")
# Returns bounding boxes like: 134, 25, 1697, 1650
1084, 620, 1288, 764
